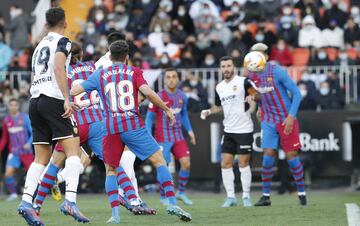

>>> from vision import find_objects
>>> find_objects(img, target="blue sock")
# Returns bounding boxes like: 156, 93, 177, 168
261, 155, 275, 196
178, 169, 190, 194
116, 166, 137, 201
5, 176, 17, 194
34, 163, 59, 207
157, 165, 176, 205
287, 157, 305, 194
157, 174, 166, 199
105, 175, 120, 218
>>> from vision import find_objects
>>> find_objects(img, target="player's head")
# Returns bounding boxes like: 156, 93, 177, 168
8, 98, 19, 115
219, 56, 235, 80
164, 68, 179, 90
107, 32, 126, 46
250, 43, 269, 60
45, 7, 66, 32
70, 42, 83, 65
109, 40, 129, 63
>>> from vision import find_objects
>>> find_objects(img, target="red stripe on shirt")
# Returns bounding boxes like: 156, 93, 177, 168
113, 65, 120, 134
274, 87, 288, 119
121, 68, 129, 132
100, 70, 111, 134
263, 93, 275, 123
269, 91, 281, 123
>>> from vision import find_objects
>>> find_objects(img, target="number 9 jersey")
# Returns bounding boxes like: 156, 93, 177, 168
30, 32, 72, 100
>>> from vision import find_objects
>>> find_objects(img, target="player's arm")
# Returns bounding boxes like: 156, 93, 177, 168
181, 95, 196, 145
139, 85, 175, 126
24, 115, 33, 151
244, 78, 259, 113
54, 37, 72, 118
200, 91, 222, 120
145, 103, 156, 134
71, 70, 99, 96
0, 122, 9, 152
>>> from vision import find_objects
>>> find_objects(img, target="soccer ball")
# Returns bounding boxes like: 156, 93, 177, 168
243, 51, 267, 72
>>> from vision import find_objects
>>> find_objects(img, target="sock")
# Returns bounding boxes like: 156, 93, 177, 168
178, 169, 190, 194
105, 175, 120, 218
22, 162, 45, 203
221, 168, 235, 198
116, 166, 137, 202
157, 165, 176, 205
261, 155, 275, 196
157, 174, 165, 199
57, 169, 66, 184
239, 166, 252, 198
65, 156, 81, 203
34, 163, 59, 207
120, 151, 140, 199
287, 157, 306, 195
5, 176, 17, 195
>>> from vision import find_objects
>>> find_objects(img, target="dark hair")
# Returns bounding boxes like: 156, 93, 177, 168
9, 98, 18, 103
46, 7, 65, 28
70, 42, 82, 65
107, 32, 126, 45
219, 56, 234, 64
164, 67, 179, 78
10, 4, 20, 9
110, 40, 129, 61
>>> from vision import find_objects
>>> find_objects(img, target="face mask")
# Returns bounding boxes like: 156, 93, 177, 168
178, 8, 186, 16
300, 89, 307, 97
318, 52, 327, 60
320, 88, 330, 96
282, 23, 291, 29
205, 58, 215, 65
304, 24, 313, 30
239, 24, 247, 32
255, 34, 264, 42
202, 8, 210, 15
95, 13, 104, 21
99, 39, 107, 47
86, 27, 95, 35
160, 56, 169, 64
283, 8, 292, 15
10, 9, 21, 19
277, 44, 285, 51
94, 0, 102, 6
190, 80, 198, 86
142, 0, 151, 4
159, 11, 167, 19
215, 23, 222, 30
302, 74, 310, 81
339, 53, 347, 60
154, 26, 162, 33
351, 7, 359, 16
231, 6, 240, 13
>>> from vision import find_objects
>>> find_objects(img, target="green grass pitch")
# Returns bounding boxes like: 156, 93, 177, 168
0, 191, 359, 226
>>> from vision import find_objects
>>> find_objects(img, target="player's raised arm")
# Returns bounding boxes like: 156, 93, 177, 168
139, 84, 175, 126
145, 103, 156, 133
181, 95, 196, 145
200, 91, 222, 120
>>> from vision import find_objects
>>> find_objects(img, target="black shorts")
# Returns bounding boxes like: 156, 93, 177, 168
29, 94, 78, 144
221, 132, 253, 155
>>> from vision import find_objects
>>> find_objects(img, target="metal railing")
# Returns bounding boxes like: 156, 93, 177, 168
1, 65, 359, 104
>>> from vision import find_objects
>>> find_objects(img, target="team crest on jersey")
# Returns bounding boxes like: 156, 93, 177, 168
266, 77, 273, 85
232, 85, 237, 92
18, 119, 23, 125
179, 99, 183, 105
73, 127, 78, 135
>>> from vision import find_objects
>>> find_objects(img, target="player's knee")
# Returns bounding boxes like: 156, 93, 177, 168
285, 151, 298, 160
181, 159, 191, 171
221, 161, 233, 169
239, 162, 249, 168
264, 149, 276, 157
5, 168, 14, 177
105, 164, 117, 175
149, 149, 166, 168
51, 152, 67, 168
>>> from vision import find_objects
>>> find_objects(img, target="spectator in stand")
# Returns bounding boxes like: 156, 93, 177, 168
18, 85, 30, 113
294, 0, 321, 25
0, 33, 13, 75
326, 70, 344, 102
0, 92, 7, 120
139, 37, 155, 63
344, 17, 360, 47
2, 80, 19, 106
175, 4, 195, 35
0, 13, 4, 39
255, 22, 278, 49
88, 3, 108, 34
278, 4, 298, 47
132, 51, 150, 69
229, 49, 243, 67
180, 73, 209, 112
225, 1, 246, 31
298, 82, 317, 110
107, 3, 129, 32
148, 22, 164, 50
243, 0, 264, 23
298, 15, 322, 48
189, 0, 219, 21
201, 53, 218, 68
127, 7, 146, 37
238, 23, 256, 49
300, 71, 318, 100
211, 21, 232, 47
261, 0, 282, 20
193, 4, 218, 34
155, 33, 181, 63
226, 30, 248, 57
87, 0, 108, 23
316, 81, 343, 110
156, 53, 174, 69
351, 5, 360, 26
6, 5, 35, 53
205, 34, 226, 62
149, 7, 172, 33
269, 39, 293, 66
308, 48, 332, 66
322, 0, 348, 29
334, 49, 356, 66
180, 50, 197, 68
170, 19, 187, 44
321, 20, 344, 48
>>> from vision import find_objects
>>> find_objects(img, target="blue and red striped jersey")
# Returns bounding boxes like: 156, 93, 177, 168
145, 89, 192, 143
248, 63, 302, 124
0, 113, 33, 155
81, 64, 147, 135
68, 61, 103, 125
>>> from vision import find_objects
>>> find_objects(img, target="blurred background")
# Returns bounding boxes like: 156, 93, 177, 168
0, 0, 359, 195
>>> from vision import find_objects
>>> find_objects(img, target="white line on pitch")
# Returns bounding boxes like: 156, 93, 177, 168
345, 203, 360, 226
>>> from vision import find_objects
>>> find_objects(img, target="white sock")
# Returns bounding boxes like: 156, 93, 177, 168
239, 166, 252, 199
65, 156, 82, 203
57, 163, 84, 184
120, 150, 140, 200
221, 168, 235, 199
22, 162, 45, 203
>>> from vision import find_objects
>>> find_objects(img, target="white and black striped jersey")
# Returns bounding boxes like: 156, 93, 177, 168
30, 32, 72, 100
215, 76, 255, 134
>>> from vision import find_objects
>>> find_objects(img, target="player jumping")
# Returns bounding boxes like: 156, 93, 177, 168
17, 7, 89, 226
0, 99, 33, 202
247, 43, 307, 206
201, 56, 257, 207
145, 68, 196, 206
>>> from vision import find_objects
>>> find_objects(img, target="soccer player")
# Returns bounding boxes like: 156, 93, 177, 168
17, 7, 89, 226
71, 40, 192, 222
95, 32, 155, 214
145, 68, 196, 205
0, 99, 33, 202
247, 43, 307, 206
201, 56, 257, 207
33, 42, 145, 217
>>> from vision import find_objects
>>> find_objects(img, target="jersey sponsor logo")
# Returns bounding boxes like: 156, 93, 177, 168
170, 107, 182, 115
221, 95, 236, 102
8, 126, 24, 133
32, 76, 52, 86
232, 85, 237, 91
111, 111, 134, 118
179, 98, 183, 105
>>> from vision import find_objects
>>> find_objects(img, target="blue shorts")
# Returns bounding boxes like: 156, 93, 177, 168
121, 128, 160, 161
261, 122, 280, 150
6, 153, 34, 170
87, 121, 103, 160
